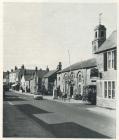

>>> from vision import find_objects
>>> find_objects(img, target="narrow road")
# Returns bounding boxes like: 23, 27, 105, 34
3, 91, 116, 138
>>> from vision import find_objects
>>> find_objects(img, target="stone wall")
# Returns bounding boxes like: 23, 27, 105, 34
97, 97, 116, 109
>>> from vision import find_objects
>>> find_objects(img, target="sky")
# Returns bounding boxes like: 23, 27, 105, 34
3, 2, 117, 71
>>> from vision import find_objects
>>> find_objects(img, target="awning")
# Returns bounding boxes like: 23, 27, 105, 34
11, 84, 17, 87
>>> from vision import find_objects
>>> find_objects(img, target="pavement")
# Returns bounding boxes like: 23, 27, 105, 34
3, 90, 116, 138
13, 89, 115, 119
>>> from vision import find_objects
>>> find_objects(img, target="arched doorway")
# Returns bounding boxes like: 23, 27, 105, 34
78, 84, 81, 94
70, 86, 73, 97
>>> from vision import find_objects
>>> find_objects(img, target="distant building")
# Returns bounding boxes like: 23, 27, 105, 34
30, 68, 48, 94
9, 65, 35, 90
9, 69, 16, 85
42, 62, 62, 95
21, 74, 33, 92
3, 71, 9, 85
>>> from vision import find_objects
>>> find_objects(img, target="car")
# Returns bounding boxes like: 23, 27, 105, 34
33, 92, 43, 100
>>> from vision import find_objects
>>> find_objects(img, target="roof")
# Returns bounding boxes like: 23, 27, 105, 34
43, 70, 57, 78
15, 69, 35, 80
94, 24, 106, 31
95, 30, 117, 54
24, 75, 34, 81
37, 70, 48, 78
60, 58, 97, 73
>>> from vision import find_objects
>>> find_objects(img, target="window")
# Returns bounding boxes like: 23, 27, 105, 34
107, 50, 116, 70
78, 74, 81, 82
90, 68, 98, 77
112, 81, 115, 99
70, 72, 74, 81
104, 81, 107, 98
104, 81, 115, 99
108, 81, 111, 98
59, 77, 60, 81
95, 32, 97, 38
107, 52, 111, 69
112, 51, 114, 68
101, 31, 104, 37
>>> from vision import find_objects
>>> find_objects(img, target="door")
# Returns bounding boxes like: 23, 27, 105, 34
70, 86, 73, 97
78, 84, 81, 94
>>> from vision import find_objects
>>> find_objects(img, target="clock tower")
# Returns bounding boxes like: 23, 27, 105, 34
92, 14, 106, 54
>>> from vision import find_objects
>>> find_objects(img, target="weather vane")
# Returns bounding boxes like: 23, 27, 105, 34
99, 13, 103, 25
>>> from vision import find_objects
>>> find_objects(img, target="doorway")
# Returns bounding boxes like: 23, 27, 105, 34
78, 84, 81, 94
70, 86, 73, 97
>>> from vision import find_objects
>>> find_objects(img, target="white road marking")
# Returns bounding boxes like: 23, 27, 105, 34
8, 101, 14, 105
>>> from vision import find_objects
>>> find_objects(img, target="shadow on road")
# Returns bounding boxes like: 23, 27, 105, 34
16, 104, 51, 114
4, 94, 26, 101
48, 122, 110, 138
15, 104, 110, 138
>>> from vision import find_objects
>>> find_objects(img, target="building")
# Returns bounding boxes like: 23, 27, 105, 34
21, 74, 33, 92
42, 62, 62, 95
9, 65, 35, 91
20, 68, 35, 92
9, 69, 16, 85
30, 68, 48, 94
93, 29, 117, 108
56, 21, 116, 108
57, 58, 98, 99
3, 71, 9, 85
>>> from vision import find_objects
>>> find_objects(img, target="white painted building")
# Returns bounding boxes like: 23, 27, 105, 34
57, 58, 98, 98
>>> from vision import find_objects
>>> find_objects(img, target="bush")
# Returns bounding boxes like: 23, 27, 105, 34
82, 85, 96, 104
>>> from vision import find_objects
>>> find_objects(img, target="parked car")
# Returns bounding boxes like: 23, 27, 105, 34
34, 91, 43, 100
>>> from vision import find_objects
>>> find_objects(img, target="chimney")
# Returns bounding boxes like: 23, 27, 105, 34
21, 64, 25, 70
15, 66, 18, 70
46, 66, 49, 72
7, 70, 9, 74
35, 66, 38, 72
57, 62, 62, 71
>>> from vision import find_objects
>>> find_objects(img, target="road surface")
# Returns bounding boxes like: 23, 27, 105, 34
3, 91, 116, 138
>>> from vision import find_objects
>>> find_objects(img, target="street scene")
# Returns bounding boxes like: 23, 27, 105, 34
3, 2, 117, 139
